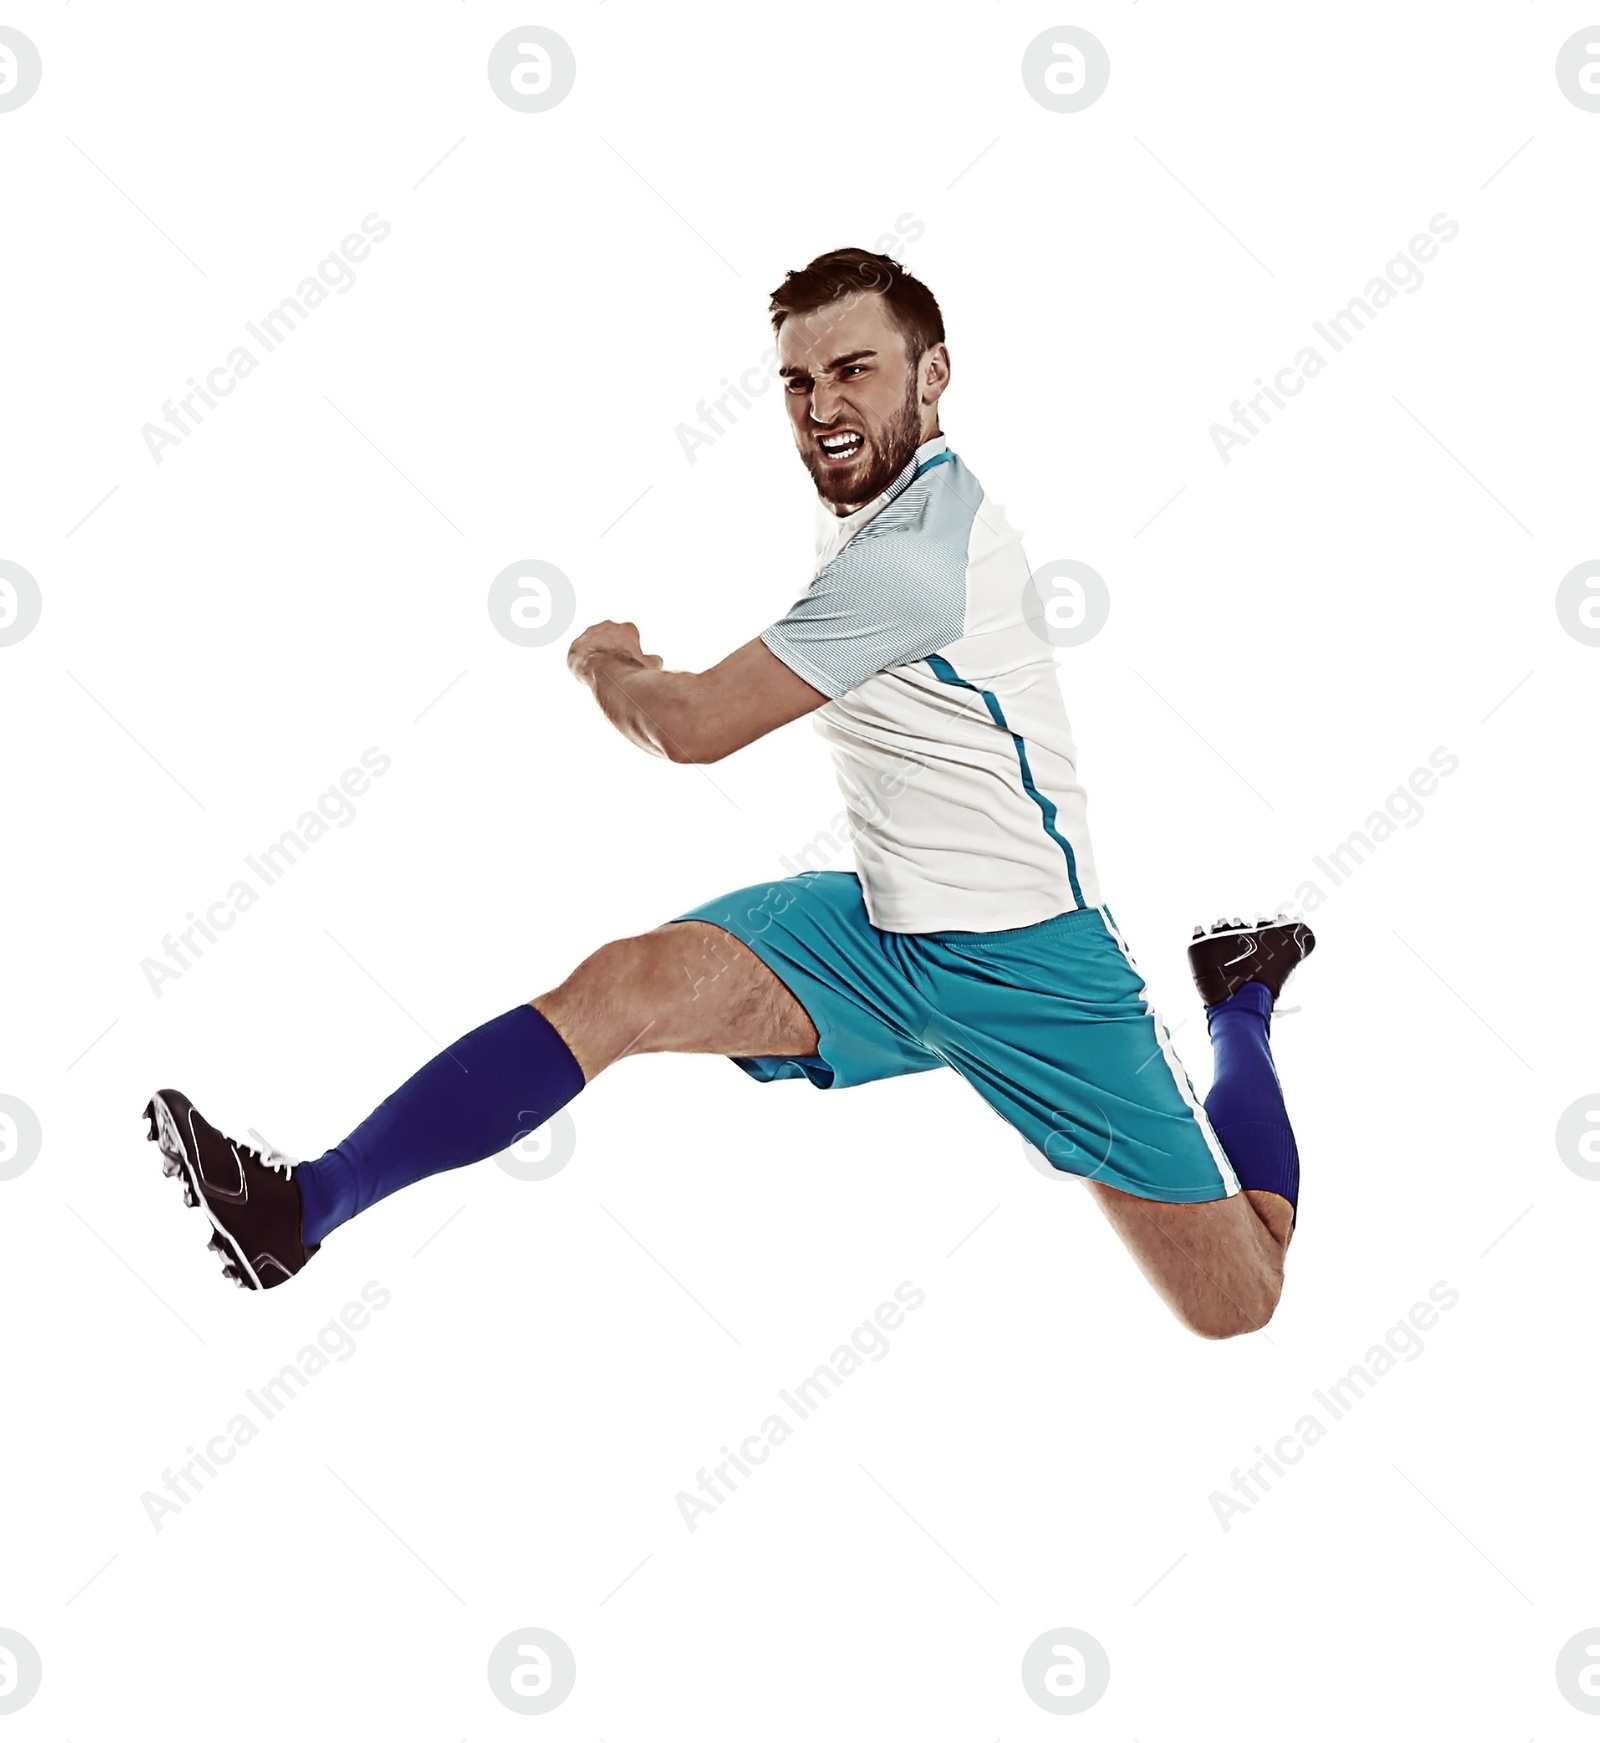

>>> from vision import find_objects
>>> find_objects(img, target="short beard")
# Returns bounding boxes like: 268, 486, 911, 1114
804, 365, 925, 508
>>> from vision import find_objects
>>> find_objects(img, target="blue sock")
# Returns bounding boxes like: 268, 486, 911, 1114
1203, 981, 1300, 1212
296, 1004, 585, 1246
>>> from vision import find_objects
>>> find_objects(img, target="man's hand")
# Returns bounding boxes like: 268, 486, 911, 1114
567, 619, 663, 688
564, 624, 827, 764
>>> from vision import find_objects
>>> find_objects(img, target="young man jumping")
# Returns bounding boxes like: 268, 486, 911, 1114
144, 248, 1313, 1339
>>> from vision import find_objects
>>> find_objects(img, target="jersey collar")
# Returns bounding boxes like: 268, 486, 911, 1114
814, 434, 951, 557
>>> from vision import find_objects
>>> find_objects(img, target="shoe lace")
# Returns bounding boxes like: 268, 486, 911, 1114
246, 1126, 300, 1177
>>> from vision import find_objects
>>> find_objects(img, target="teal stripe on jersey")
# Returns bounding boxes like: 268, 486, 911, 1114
925, 653, 1086, 908
913, 449, 956, 480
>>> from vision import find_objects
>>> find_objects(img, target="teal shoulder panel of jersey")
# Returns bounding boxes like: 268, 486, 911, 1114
761, 460, 981, 700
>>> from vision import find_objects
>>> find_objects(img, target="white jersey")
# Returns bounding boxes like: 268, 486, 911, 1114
761, 435, 1101, 934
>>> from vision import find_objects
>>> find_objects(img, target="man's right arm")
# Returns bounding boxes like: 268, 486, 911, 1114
570, 622, 827, 764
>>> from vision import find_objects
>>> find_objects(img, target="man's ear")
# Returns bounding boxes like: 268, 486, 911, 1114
921, 342, 952, 405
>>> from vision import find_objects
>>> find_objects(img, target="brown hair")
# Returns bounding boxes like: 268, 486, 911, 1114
768, 247, 944, 364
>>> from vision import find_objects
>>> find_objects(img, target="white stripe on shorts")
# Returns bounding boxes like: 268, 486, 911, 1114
1097, 907, 1241, 1197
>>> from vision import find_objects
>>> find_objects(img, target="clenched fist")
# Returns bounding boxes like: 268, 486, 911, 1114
567, 620, 664, 687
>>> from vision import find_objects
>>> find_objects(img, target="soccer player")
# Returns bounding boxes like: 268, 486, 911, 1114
145, 248, 1313, 1338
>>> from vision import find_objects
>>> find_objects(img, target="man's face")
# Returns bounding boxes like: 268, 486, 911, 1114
777, 293, 947, 513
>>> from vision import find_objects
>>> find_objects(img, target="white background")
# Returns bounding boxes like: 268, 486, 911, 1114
2, 3, 1597, 1736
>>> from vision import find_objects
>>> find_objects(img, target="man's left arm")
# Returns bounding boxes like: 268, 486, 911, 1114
568, 620, 827, 764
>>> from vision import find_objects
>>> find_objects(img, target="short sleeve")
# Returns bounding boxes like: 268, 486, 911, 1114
760, 525, 968, 700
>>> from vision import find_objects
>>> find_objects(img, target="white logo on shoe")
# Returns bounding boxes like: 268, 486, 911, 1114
185, 1106, 247, 1200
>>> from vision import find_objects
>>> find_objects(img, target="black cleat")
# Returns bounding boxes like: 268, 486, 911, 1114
1187, 913, 1315, 1008
143, 1089, 317, 1290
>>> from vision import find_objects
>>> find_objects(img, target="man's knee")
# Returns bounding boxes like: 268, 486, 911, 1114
566, 932, 654, 991
561, 927, 707, 1005
534, 931, 672, 1073
535, 924, 743, 1067
1180, 1276, 1283, 1341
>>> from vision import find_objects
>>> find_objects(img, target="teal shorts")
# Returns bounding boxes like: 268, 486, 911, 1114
673, 871, 1239, 1204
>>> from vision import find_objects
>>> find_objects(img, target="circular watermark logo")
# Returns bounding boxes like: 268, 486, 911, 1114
1555, 559, 1600, 645
487, 1627, 576, 1714
1556, 1094, 1600, 1180
1021, 27, 1110, 113
0, 29, 43, 113
1023, 560, 1110, 647
488, 559, 576, 647
0, 1096, 42, 1182
1030, 1101, 1114, 1180
497, 1110, 577, 1181
1555, 28, 1600, 112
1021, 1626, 1110, 1715
0, 1629, 42, 1715
1021, 1136, 1074, 1180
0, 561, 42, 647
1556, 1627, 1600, 1713
488, 27, 577, 113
